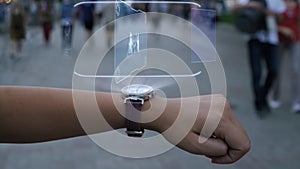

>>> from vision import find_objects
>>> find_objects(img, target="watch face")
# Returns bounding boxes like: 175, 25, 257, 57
121, 84, 154, 97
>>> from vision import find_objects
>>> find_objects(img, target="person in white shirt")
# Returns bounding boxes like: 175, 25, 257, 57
234, 0, 286, 117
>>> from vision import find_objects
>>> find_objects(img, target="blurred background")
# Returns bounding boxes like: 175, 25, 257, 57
0, 0, 300, 169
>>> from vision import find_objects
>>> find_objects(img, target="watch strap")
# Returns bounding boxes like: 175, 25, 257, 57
125, 99, 144, 137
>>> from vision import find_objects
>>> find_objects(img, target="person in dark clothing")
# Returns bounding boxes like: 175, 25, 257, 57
9, 1, 26, 59
233, 0, 286, 118
38, 0, 54, 45
79, 1, 95, 40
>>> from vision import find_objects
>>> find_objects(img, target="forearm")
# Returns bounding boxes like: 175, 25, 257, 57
0, 86, 210, 143
0, 86, 251, 163
0, 86, 125, 143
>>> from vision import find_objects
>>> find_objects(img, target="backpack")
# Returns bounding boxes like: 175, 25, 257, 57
234, 0, 267, 34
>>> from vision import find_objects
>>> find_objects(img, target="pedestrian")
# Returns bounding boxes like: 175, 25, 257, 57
9, 0, 26, 60
60, 0, 75, 50
204, 0, 217, 29
269, 0, 300, 113
38, 0, 54, 45
102, 3, 114, 47
233, 0, 286, 117
29, 0, 38, 26
78, 1, 95, 40
149, 2, 162, 30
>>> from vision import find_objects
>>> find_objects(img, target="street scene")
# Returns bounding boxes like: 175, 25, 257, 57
0, 0, 300, 169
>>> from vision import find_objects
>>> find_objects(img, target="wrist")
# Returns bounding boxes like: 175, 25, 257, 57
142, 97, 180, 133
106, 92, 176, 133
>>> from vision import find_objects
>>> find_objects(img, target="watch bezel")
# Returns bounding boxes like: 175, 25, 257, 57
121, 84, 154, 101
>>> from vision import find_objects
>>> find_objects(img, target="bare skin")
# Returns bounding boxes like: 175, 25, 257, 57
0, 86, 250, 164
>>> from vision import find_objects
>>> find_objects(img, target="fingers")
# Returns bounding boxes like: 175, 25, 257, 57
197, 136, 228, 157
196, 94, 250, 163
210, 149, 246, 164
178, 133, 228, 157
213, 120, 251, 164
208, 141, 250, 164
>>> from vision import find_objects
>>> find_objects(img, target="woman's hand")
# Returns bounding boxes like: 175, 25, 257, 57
145, 95, 251, 164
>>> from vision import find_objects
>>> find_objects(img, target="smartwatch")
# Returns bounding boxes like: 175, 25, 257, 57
121, 84, 154, 137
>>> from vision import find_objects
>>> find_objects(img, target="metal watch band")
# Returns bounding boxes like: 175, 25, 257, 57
125, 99, 144, 137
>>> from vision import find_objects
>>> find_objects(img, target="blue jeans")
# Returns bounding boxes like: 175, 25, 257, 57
248, 39, 279, 109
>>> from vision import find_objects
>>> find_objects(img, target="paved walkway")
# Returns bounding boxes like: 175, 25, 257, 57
0, 21, 299, 169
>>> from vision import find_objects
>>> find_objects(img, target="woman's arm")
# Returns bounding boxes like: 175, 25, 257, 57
0, 86, 250, 164
0, 87, 80, 142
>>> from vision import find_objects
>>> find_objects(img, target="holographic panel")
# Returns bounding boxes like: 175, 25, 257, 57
191, 9, 216, 63
73, 1, 210, 80
114, 1, 147, 83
